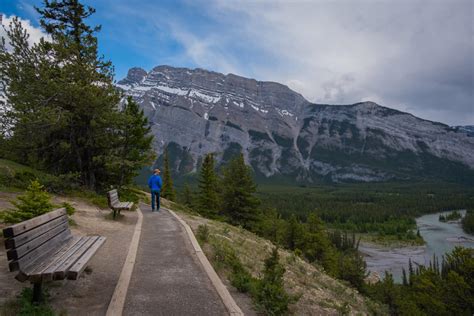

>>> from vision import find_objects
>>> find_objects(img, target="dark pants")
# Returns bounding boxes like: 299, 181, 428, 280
151, 190, 160, 210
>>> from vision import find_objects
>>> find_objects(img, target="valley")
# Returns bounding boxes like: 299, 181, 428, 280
256, 182, 474, 244
361, 210, 474, 282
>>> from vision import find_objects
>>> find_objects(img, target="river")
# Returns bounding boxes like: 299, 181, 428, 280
360, 210, 474, 282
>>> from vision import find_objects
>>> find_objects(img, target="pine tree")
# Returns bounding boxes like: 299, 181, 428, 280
1, 180, 54, 223
105, 96, 154, 188
255, 248, 291, 315
221, 153, 259, 228
0, 1, 153, 190
402, 268, 408, 286
161, 148, 176, 201
285, 214, 305, 251
197, 153, 219, 217
408, 258, 414, 285
182, 182, 193, 206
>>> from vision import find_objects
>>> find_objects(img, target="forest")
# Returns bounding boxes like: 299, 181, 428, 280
257, 182, 474, 242
462, 210, 474, 234
0, 0, 472, 314
180, 154, 474, 315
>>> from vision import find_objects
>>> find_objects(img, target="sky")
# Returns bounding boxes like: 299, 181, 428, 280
1, 0, 473, 125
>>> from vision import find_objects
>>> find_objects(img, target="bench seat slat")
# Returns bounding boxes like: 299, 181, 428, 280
113, 202, 133, 210
7, 221, 70, 261
40, 236, 90, 281
52, 236, 99, 280
9, 229, 72, 272
26, 236, 83, 283
3, 208, 66, 238
67, 236, 106, 280
3, 207, 106, 288
4, 215, 68, 250
15, 235, 80, 282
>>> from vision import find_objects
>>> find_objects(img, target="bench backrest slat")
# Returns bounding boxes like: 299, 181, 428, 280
4, 215, 68, 250
9, 229, 72, 272
107, 189, 120, 207
2, 208, 67, 238
2, 208, 72, 272
7, 219, 70, 261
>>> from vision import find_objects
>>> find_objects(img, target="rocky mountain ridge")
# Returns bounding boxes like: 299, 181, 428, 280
117, 65, 474, 184
453, 125, 474, 137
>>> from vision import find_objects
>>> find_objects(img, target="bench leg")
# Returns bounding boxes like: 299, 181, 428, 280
32, 281, 43, 303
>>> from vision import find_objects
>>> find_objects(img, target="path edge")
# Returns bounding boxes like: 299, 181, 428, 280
105, 206, 144, 316
167, 208, 244, 316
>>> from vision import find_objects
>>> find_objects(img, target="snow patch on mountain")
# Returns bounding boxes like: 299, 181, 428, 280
116, 65, 474, 183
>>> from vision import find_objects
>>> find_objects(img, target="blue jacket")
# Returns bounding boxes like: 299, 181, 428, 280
148, 174, 163, 192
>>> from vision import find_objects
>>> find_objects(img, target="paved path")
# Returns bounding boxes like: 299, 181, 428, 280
123, 203, 227, 316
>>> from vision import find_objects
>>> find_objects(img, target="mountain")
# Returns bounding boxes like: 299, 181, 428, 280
453, 125, 474, 137
117, 65, 474, 184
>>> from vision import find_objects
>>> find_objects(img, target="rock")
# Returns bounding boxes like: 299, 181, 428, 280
116, 65, 474, 184
365, 271, 381, 284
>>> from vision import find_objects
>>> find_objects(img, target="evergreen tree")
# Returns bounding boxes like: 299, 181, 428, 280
304, 213, 337, 275
161, 148, 176, 201
221, 153, 259, 228
402, 268, 408, 286
105, 96, 154, 188
1, 180, 54, 223
408, 258, 414, 285
0, 1, 153, 190
181, 182, 193, 206
197, 153, 219, 217
338, 251, 367, 291
378, 272, 400, 315
285, 214, 305, 251
255, 248, 291, 315
461, 209, 474, 234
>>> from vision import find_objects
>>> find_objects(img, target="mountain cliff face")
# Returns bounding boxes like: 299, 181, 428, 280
117, 65, 474, 184
454, 125, 474, 137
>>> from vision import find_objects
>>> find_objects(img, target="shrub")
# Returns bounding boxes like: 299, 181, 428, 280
61, 202, 76, 216
1, 180, 54, 224
255, 248, 292, 315
197, 224, 210, 244
18, 287, 54, 316
43, 172, 81, 193
117, 187, 146, 204
12, 171, 37, 188
211, 238, 257, 293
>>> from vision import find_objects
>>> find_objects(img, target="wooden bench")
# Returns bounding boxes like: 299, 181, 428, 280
2, 208, 106, 302
107, 189, 134, 219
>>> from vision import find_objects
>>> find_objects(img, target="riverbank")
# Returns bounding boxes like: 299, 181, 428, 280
359, 233, 424, 248
361, 210, 474, 282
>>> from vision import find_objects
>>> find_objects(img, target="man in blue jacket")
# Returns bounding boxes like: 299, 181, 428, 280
148, 169, 163, 212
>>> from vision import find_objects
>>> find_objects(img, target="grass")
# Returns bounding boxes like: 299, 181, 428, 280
359, 233, 425, 247
0, 159, 149, 210
0, 287, 55, 316
67, 189, 108, 209
163, 200, 388, 315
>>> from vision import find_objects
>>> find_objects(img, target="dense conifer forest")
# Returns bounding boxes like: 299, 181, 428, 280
257, 182, 474, 242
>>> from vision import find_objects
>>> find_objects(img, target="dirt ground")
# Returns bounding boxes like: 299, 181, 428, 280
0, 192, 137, 315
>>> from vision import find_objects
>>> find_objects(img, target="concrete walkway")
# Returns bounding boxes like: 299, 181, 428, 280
123, 203, 227, 316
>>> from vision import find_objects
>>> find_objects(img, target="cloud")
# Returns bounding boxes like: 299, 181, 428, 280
161, 0, 473, 125
4, 0, 472, 125
1, 14, 48, 47
167, 25, 240, 75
